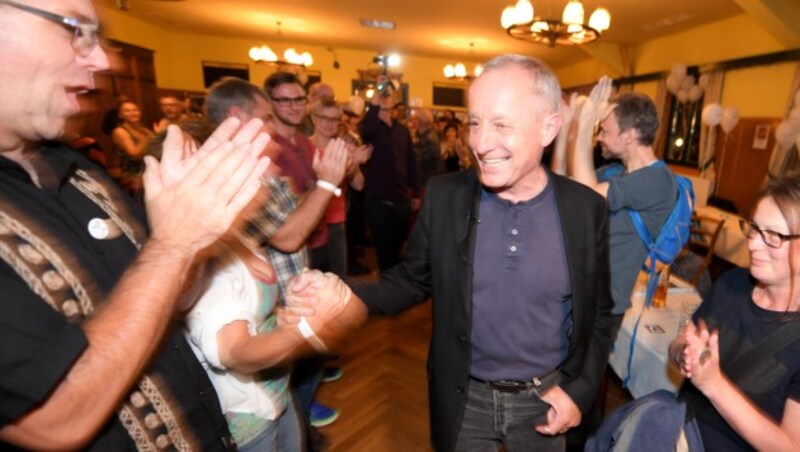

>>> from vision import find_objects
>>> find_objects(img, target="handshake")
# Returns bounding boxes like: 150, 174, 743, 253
282, 270, 368, 352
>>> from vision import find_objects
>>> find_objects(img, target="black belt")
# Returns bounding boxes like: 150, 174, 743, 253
471, 369, 562, 394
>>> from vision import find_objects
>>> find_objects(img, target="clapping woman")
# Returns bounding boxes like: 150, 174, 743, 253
669, 174, 800, 451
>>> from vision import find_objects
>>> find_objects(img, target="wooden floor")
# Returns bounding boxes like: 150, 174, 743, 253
315, 248, 632, 451
316, 299, 434, 451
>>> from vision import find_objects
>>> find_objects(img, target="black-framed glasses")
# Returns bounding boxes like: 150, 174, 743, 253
0, 0, 100, 57
270, 96, 308, 107
313, 113, 341, 124
739, 219, 800, 249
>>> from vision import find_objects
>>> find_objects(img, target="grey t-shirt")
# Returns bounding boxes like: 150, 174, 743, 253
598, 163, 676, 314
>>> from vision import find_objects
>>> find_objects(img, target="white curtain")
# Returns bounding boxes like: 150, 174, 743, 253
697, 71, 725, 181
765, 62, 800, 182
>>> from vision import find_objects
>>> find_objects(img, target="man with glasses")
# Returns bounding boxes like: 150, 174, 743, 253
0, 0, 271, 449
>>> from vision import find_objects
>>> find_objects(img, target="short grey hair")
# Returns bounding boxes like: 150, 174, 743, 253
479, 54, 561, 113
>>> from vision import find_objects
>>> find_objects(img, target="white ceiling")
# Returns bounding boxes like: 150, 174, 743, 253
101, 0, 745, 68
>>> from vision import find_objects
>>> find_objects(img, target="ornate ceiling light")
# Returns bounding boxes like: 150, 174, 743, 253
501, 0, 610, 47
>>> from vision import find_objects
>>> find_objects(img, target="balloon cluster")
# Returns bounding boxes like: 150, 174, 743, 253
774, 89, 800, 150
702, 103, 740, 134
665, 63, 709, 104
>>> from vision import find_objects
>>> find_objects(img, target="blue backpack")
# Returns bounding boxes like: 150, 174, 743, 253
601, 160, 695, 388
601, 160, 695, 305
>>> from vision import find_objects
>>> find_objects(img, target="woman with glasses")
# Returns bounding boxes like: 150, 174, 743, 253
111, 101, 153, 199
668, 174, 800, 451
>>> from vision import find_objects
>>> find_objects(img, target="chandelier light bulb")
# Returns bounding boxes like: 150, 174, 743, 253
444, 64, 455, 78
500, 6, 516, 28
514, 0, 534, 25
562, 1, 584, 24
454, 63, 467, 78
589, 8, 611, 32
474, 65, 484, 77
301, 52, 313, 67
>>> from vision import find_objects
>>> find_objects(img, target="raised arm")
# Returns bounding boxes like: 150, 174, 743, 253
266, 138, 348, 252
0, 118, 271, 450
572, 76, 613, 197
551, 92, 577, 176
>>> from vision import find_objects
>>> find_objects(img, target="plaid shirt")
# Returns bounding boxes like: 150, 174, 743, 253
241, 176, 308, 301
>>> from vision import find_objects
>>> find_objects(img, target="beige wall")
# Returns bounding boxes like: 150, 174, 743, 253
99, 5, 796, 117
98, 4, 481, 108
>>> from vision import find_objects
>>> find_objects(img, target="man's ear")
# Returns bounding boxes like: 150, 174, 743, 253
621, 128, 638, 147
541, 111, 563, 147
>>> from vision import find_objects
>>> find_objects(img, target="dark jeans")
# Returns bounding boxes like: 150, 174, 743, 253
365, 195, 411, 271
454, 379, 566, 451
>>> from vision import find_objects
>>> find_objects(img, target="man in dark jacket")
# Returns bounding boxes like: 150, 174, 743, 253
288, 54, 617, 452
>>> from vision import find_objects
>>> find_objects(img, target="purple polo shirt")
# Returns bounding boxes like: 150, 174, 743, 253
469, 178, 572, 381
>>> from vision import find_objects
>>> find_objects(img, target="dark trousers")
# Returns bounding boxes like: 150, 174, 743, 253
365, 195, 411, 271
454, 380, 566, 451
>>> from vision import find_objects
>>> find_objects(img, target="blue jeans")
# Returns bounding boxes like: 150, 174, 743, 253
238, 397, 303, 452
454, 379, 566, 451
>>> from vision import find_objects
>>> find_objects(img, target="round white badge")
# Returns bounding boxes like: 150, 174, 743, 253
88, 218, 110, 239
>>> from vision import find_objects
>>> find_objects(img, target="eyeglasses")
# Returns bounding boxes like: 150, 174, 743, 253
0, 0, 100, 57
739, 219, 800, 249
270, 96, 308, 107
313, 114, 341, 124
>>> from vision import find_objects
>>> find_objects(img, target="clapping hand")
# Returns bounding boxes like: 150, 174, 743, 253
143, 117, 271, 253
313, 137, 348, 187
676, 319, 721, 392
578, 76, 614, 129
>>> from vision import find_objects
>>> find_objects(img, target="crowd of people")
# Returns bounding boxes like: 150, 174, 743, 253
0, 1, 798, 451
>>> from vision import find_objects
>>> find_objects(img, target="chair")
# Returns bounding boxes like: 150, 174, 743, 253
677, 214, 725, 287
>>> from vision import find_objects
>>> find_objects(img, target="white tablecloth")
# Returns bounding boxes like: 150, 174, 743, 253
608, 276, 702, 398
694, 205, 750, 268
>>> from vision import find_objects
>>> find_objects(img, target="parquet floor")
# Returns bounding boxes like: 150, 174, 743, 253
316, 298, 434, 452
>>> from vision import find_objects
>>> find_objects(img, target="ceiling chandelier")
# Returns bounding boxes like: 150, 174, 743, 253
248, 21, 313, 68
249, 45, 313, 67
443, 42, 484, 81
500, 0, 611, 47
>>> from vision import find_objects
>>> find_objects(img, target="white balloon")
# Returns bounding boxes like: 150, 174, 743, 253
688, 85, 704, 102
349, 95, 365, 116
677, 89, 689, 103
680, 75, 696, 92
720, 106, 740, 133
775, 119, 800, 149
698, 74, 711, 91
701, 103, 723, 126
666, 75, 680, 95
671, 63, 687, 85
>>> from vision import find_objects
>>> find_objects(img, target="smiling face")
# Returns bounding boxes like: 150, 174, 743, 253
269, 82, 306, 127
467, 64, 561, 202
118, 102, 142, 124
0, 0, 109, 146
748, 196, 796, 288
312, 105, 341, 140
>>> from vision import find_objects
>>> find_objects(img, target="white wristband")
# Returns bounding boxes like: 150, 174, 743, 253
316, 180, 342, 197
297, 317, 328, 353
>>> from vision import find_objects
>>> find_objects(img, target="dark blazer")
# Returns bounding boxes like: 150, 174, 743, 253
351, 168, 617, 452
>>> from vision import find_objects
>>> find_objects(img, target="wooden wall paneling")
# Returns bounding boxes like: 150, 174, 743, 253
713, 117, 780, 216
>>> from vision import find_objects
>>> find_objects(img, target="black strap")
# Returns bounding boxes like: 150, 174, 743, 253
724, 318, 800, 382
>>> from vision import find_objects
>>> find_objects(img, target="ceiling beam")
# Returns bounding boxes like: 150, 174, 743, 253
731, 0, 800, 47
578, 42, 632, 77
